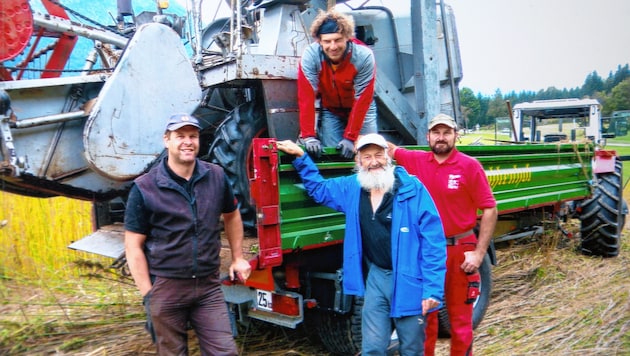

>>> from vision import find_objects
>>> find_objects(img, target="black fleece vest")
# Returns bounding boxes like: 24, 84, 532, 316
134, 159, 227, 278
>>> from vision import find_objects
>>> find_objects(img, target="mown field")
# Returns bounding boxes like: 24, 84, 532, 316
1, 132, 629, 355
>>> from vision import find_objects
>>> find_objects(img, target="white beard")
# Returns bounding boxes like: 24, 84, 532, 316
357, 164, 396, 192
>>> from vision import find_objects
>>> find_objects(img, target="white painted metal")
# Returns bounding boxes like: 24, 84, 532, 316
83, 23, 202, 181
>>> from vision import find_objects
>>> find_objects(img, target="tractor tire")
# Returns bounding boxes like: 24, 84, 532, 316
579, 159, 624, 257
309, 296, 363, 355
206, 100, 266, 229
437, 253, 492, 338
309, 297, 425, 355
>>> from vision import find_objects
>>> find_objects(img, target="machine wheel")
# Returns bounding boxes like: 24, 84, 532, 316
206, 100, 266, 228
578, 159, 624, 257
309, 296, 363, 355
437, 253, 492, 338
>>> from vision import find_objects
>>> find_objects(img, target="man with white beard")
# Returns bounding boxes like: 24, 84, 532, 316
276, 134, 446, 356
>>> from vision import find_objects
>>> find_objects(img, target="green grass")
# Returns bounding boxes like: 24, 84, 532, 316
608, 131, 630, 144
606, 136, 630, 188
458, 131, 509, 145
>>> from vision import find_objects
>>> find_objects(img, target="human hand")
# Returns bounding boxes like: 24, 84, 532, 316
229, 257, 251, 283
336, 138, 355, 159
422, 297, 440, 315
276, 140, 305, 157
386, 141, 398, 159
302, 137, 322, 157
461, 250, 483, 273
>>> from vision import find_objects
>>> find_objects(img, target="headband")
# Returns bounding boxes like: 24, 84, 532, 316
317, 18, 340, 36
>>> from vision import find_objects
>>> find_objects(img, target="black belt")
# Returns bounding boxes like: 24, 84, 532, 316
445, 229, 474, 246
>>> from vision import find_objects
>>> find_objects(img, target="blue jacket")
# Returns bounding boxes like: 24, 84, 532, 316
292, 154, 446, 317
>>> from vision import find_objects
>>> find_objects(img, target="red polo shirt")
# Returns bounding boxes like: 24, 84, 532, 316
394, 147, 496, 237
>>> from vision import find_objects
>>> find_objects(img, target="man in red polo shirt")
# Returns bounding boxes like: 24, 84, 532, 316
387, 113, 497, 355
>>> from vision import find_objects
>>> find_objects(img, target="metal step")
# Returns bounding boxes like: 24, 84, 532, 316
68, 222, 125, 259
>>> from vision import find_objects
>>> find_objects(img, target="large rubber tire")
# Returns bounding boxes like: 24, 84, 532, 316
206, 101, 266, 229
579, 159, 624, 257
309, 298, 422, 355
308, 297, 363, 356
437, 253, 492, 338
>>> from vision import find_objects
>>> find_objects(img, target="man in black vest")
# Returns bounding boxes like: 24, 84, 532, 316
124, 113, 251, 355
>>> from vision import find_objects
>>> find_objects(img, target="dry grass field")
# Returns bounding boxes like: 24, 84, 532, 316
1, 225, 627, 355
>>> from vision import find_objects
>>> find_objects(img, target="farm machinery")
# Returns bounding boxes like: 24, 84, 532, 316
0, 0, 625, 354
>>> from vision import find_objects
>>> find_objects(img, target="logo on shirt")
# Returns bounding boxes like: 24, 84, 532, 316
448, 174, 461, 190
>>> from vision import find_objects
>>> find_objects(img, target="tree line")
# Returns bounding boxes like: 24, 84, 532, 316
459, 63, 630, 129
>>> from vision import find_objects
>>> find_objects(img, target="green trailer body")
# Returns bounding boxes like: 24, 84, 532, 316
265, 142, 594, 254
243, 138, 623, 351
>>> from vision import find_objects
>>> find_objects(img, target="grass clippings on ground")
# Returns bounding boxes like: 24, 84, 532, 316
2, 229, 628, 355
471, 235, 629, 355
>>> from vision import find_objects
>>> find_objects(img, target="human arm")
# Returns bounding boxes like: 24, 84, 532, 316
386, 141, 399, 160
422, 298, 441, 316
416, 184, 447, 313
276, 140, 305, 157
223, 209, 251, 282
303, 137, 322, 158
460, 158, 498, 272
297, 46, 320, 140
390, 144, 419, 168
124, 184, 152, 296
336, 138, 355, 159
462, 206, 497, 273
341, 43, 375, 145
276, 140, 353, 213
124, 230, 152, 296
298, 61, 323, 157
343, 43, 376, 142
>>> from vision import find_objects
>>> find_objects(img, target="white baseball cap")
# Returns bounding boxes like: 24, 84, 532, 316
356, 133, 388, 151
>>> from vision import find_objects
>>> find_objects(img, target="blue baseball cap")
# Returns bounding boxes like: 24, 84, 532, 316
166, 113, 201, 131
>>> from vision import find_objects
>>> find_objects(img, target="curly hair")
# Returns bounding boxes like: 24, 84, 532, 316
310, 9, 355, 39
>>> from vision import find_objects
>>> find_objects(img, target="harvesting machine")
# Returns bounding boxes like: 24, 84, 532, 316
0, 0, 625, 353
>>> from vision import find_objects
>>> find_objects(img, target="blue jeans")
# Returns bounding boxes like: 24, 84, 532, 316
362, 263, 426, 356
319, 100, 378, 147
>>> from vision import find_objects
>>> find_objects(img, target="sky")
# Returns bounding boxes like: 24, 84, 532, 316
445, 0, 630, 95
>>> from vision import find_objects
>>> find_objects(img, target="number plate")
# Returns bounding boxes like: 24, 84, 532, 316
256, 289, 273, 311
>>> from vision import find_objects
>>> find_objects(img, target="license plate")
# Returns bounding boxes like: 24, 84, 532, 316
256, 289, 273, 311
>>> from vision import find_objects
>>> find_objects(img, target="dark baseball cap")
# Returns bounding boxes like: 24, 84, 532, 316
166, 113, 201, 131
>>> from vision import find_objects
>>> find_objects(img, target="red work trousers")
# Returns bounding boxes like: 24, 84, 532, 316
425, 236, 477, 356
